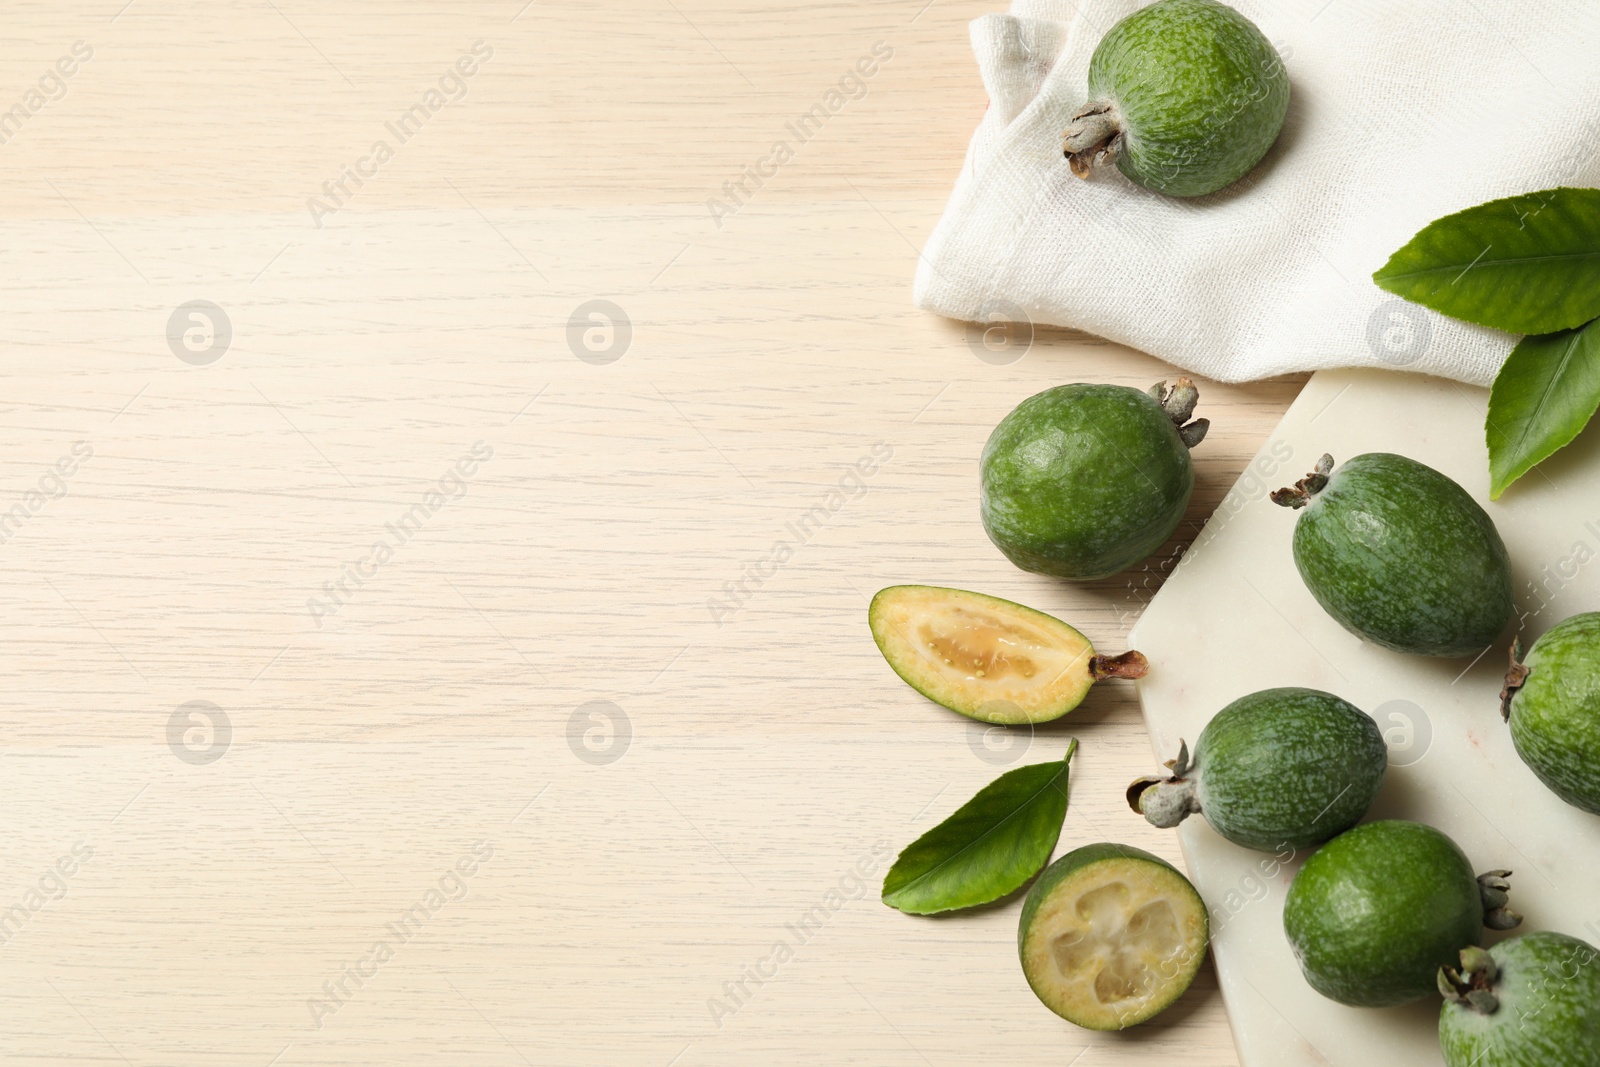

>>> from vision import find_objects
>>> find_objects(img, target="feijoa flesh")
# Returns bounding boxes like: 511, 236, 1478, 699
1018, 843, 1208, 1030
1438, 933, 1600, 1067
1272, 453, 1513, 657
1501, 612, 1600, 815
1283, 820, 1520, 1007
1129, 687, 1386, 852
869, 585, 1147, 724
1062, 0, 1289, 197
981, 380, 1208, 581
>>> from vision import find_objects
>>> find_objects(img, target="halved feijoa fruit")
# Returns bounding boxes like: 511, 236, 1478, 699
1019, 843, 1208, 1030
869, 585, 1147, 724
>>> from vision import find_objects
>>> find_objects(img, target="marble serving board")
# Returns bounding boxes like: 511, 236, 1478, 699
1128, 369, 1600, 1067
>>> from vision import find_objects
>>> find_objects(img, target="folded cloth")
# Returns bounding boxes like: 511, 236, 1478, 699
914, 0, 1600, 385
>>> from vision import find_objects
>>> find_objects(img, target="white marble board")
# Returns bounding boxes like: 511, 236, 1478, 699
1128, 369, 1600, 1067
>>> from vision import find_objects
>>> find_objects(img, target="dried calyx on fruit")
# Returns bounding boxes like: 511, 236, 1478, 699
1062, 101, 1123, 179
1268, 453, 1333, 509
1127, 739, 1201, 829
1475, 870, 1522, 932
1500, 637, 1530, 722
1438, 945, 1502, 1014
1148, 378, 1211, 448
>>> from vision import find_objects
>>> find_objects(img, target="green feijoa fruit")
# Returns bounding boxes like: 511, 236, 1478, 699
1272, 453, 1513, 658
1438, 934, 1600, 1067
1283, 821, 1521, 1007
981, 380, 1208, 581
1128, 687, 1386, 852
869, 585, 1147, 724
1501, 613, 1600, 814
1019, 843, 1208, 1030
1061, 0, 1289, 198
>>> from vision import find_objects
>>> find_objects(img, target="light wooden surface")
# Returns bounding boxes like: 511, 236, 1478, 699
0, 3, 1306, 1063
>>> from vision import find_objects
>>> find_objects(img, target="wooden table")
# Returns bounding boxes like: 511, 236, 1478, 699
1, 2, 1303, 1062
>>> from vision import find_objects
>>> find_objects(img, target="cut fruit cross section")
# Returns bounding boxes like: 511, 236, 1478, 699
869, 586, 1147, 724
1019, 843, 1208, 1030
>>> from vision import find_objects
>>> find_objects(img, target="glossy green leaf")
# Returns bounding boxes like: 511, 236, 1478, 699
1486, 318, 1600, 499
1374, 188, 1600, 335
882, 740, 1076, 915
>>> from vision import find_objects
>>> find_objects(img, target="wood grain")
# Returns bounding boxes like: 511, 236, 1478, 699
0, 2, 1304, 1062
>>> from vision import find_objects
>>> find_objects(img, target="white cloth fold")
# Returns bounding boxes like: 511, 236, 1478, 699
915, 0, 1600, 385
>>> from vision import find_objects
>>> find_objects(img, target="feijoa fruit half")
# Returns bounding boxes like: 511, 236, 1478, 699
1129, 687, 1386, 852
1501, 612, 1600, 815
1437, 933, 1600, 1067
1018, 842, 1209, 1030
981, 380, 1208, 581
869, 585, 1147, 724
1283, 820, 1520, 1007
1272, 453, 1513, 657
1062, 0, 1289, 197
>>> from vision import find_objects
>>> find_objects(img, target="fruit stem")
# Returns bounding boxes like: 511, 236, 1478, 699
1127, 739, 1201, 828
1499, 638, 1528, 723
1439, 946, 1501, 1015
1477, 870, 1522, 931
1061, 100, 1123, 179
1270, 454, 1335, 509
1089, 649, 1149, 681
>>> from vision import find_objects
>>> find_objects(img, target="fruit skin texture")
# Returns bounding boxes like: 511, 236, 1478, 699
1504, 613, 1600, 814
981, 383, 1201, 580
1284, 821, 1491, 1007
1131, 688, 1386, 851
1278, 453, 1512, 657
1018, 843, 1208, 1030
1064, 0, 1289, 197
1438, 933, 1600, 1067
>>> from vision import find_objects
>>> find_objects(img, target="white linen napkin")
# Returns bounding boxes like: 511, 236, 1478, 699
914, 0, 1600, 385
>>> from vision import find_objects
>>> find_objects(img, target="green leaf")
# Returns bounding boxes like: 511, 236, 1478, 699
1374, 187, 1600, 335
882, 740, 1076, 916
1486, 318, 1600, 499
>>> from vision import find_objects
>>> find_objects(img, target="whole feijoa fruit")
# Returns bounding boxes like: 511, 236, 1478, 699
1128, 687, 1386, 852
981, 379, 1208, 580
1272, 453, 1513, 657
1501, 613, 1600, 815
1018, 843, 1209, 1030
1438, 933, 1600, 1067
868, 585, 1147, 724
1061, 0, 1289, 197
1283, 820, 1520, 1007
